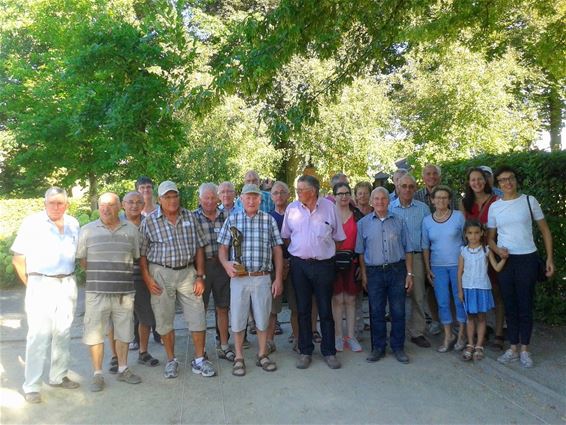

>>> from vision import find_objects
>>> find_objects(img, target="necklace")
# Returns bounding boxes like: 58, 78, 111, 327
467, 246, 482, 254
434, 209, 450, 221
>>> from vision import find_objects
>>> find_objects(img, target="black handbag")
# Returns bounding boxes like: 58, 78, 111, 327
335, 250, 354, 271
526, 196, 547, 282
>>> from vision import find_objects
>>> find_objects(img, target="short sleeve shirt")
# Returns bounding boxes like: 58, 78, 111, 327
11, 211, 79, 275
217, 210, 283, 272
487, 194, 543, 255
281, 198, 346, 260
193, 207, 226, 259
76, 219, 140, 294
139, 206, 206, 267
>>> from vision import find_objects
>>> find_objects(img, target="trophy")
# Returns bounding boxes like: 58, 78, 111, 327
229, 226, 247, 276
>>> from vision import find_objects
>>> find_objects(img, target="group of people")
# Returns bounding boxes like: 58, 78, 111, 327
11, 165, 554, 404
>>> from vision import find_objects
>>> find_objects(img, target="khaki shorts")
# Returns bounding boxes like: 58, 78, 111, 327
271, 274, 297, 314
203, 258, 230, 308
149, 264, 206, 334
230, 275, 272, 332
83, 293, 134, 345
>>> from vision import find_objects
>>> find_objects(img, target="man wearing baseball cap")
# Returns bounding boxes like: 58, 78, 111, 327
139, 181, 216, 379
479, 165, 503, 197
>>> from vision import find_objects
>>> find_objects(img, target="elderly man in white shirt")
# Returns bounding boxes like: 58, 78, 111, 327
11, 187, 81, 404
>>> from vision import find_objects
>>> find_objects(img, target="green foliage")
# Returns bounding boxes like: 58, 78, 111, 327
1, 0, 194, 198
439, 150, 566, 325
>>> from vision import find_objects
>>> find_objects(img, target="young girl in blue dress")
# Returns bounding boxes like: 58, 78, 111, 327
458, 220, 506, 361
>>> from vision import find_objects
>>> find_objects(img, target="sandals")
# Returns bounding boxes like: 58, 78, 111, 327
473, 346, 485, 361
232, 358, 246, 377
437, 336, 456, 353
217, 347, 236, 362
312, 331, 322, 344
462, 345, 474, 361
256, 354, 277, 372
109, 356, 118, 374
138, 352, 159, 367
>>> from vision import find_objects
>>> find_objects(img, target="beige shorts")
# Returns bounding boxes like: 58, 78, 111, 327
230, 275, 272, 332
83, 293, 134, 345
149, 263, 206, 334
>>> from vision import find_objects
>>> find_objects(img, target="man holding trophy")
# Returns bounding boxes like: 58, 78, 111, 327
218, 184, 284, 376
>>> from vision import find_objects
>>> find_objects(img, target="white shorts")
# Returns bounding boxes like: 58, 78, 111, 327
230, 275, 272, 332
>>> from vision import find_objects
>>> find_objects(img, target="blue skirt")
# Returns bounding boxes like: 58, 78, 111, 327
463, 288, 495, 314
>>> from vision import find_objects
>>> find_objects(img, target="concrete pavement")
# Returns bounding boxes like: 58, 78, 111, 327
1, 287, 565, 424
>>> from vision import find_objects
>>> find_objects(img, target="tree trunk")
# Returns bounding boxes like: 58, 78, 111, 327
88, 173, 98, 211
548, 84, 563, 152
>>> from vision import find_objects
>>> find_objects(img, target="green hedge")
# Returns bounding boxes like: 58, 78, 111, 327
437, 150, 566, 325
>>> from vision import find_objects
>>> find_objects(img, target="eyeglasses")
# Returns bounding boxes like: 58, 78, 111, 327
295, 187, 313, 193
335, 192, 351, 197
272, 191, 288, 196
497, 176, 516, 184
400, 184, 416, 189
125, 201, 143, 206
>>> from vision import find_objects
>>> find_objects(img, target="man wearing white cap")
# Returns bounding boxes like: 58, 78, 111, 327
479, 165, 503, 197
139, 181, 216, 379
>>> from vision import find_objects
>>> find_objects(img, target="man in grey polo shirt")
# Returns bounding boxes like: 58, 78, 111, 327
139, 181, 216, 379
218, 184, 283, 376
77, 192, 142, 392
11, 187, 80, 404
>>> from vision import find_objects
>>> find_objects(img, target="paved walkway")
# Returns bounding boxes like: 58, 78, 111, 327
1, 287, 565, 424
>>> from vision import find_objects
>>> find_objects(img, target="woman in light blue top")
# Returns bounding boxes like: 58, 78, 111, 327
422, 185, 466, 352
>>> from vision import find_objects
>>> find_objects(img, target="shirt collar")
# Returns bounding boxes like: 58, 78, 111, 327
372, 211, 394, 220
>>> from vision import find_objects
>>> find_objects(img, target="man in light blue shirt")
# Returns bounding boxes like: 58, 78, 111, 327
11, 187, 81, 403
390, 174, 432, 349
356, 187, 414, 364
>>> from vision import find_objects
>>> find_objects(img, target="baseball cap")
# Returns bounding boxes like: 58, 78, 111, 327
157, 181, 179, 197
479, 165, 493, 175
241, 184, 262, 195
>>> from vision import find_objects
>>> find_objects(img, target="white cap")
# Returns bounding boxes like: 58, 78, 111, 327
157, 181, 179, 197
479, 165, 493, 175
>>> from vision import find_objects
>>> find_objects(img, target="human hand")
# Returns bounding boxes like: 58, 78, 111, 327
193, 277, 205, 296
426, 270, 435, 286
546, 259, 555, 278
272, 278, 283, 297
405, 275, 413, 293
146, 278, 163, 296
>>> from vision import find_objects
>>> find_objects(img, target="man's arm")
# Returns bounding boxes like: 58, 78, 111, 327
404, 252, 414, 293
271, 245, 283, 297
358, 254, 367, 291
12, 254, 27, 286
193, 247, 205, 296
219, 244, 238, 278
139, 256, 163, 295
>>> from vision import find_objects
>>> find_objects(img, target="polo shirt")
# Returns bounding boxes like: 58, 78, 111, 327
11, 211, 79, 275
76, 219, 140, 294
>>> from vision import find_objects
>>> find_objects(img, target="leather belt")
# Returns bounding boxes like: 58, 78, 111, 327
236, 271, 270, 277
28, 272, 74, 279
295, 257, 334, 264
151, 262, 192, 270
367, 261, 404, 271
410, 251, 422, 254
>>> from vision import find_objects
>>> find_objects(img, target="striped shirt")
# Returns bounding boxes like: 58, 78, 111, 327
139, 206, 206, 268
389, 198, 431, 252
193, 207, 226, 259
76, 219, 140, 294
217, 210, 283, 272
355, 213, 413, 266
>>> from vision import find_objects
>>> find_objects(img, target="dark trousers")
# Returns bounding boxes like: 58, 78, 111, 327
366, 262, 407, 352
290, 256, 336, 356
498, 253, 538, 346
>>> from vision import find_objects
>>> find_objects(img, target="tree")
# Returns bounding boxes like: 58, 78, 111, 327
1, 0, 194, 208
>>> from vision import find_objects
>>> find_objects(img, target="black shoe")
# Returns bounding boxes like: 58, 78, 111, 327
393, 350, 409, 364
366, 349, 386, 363
410, 336, 431, 348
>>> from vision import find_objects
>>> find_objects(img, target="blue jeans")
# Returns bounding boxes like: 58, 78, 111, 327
432, 266, 466, 325
497, 253, 538, 345
290, 257, 336, 356
366, 262, 406, 352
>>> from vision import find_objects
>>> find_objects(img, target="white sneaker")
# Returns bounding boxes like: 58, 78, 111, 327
497, 349, 519, 364
335, 337, 344, 352
164, 359, 179, 379
520, 351, 533, 368
346, 336, 363, 352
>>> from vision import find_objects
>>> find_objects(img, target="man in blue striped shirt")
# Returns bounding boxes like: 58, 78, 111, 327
390, 174, 432, 349
356, 187, 414, 364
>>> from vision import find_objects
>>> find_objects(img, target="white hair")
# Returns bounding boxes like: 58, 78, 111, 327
199, 182, 218, 198
370, 186, 390, 200
44, 187, 67, 202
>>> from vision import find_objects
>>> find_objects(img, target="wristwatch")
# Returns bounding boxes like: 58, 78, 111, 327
196, 274, 206, 279
407, 272, 415, 277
